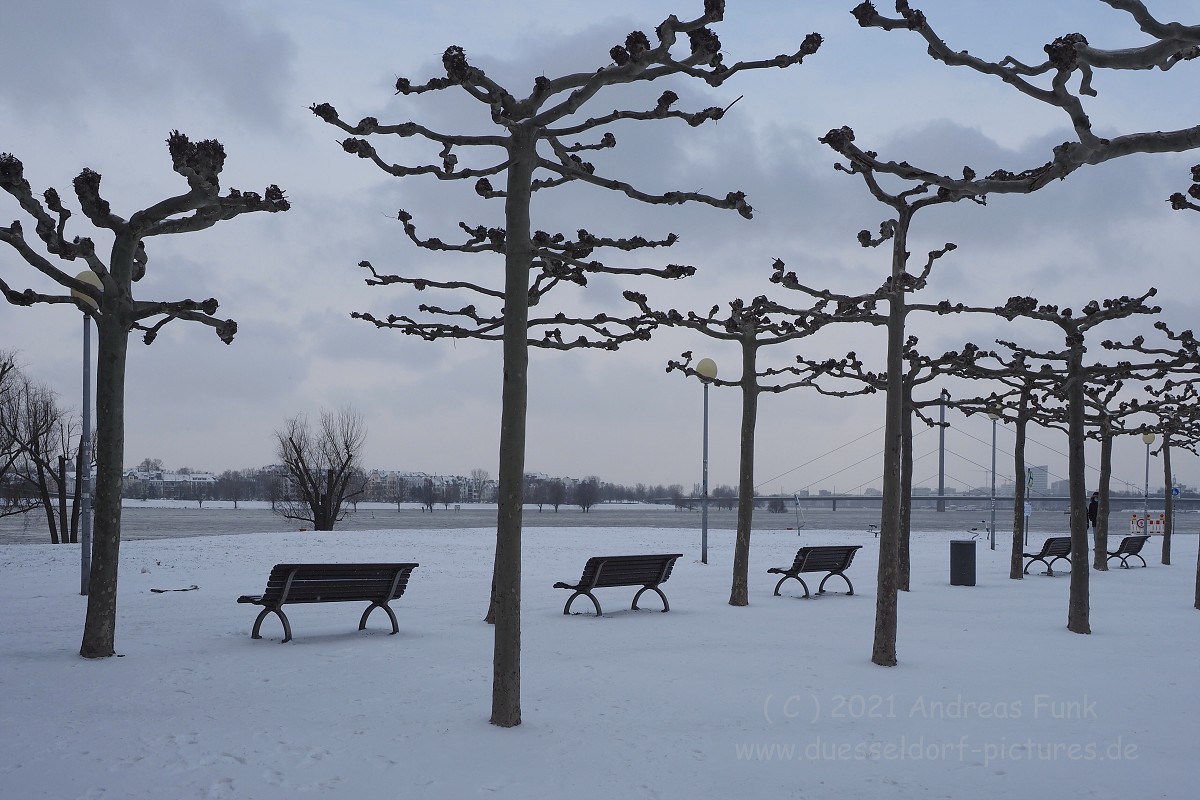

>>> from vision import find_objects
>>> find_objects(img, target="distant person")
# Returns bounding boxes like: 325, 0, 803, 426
1087, 491, 1099, 530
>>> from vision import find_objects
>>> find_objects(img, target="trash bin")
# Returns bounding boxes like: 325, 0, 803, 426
950, 539, 976, 586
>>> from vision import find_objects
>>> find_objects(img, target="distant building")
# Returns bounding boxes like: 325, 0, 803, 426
122, 469, 216, 499
1026, 465, 1049, 494
1050, 479, 1071, 496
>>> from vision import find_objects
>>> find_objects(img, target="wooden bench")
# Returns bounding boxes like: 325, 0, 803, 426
553, 554, 683, 616
1022, 537, 1072, 576
1107, 535, 1151, 569
768, 545, 863, 598
237, 563, 418, 642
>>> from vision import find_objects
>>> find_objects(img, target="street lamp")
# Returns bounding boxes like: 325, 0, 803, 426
1143, 431, 1156, 519
988, 410, 1001, 551
71, 270, 101, 596
937, 389, 948, 513
695, 357, 718, 565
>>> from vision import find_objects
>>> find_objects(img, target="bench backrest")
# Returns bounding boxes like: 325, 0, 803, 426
1117, 535, 1150, 555
261, 563, 418, 603
791, 545, 862, 573
577, 554, 682, 588
1039, 537, 1072, 558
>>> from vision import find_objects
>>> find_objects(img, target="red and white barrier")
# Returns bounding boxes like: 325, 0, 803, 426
1130, 513, 1165, 535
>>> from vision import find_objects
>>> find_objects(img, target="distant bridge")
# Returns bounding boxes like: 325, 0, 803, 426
668, 495, 1199, 512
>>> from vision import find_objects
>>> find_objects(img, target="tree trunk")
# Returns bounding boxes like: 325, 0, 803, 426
872, 208, 910, 667
729, 341, 758, 607
71, 443, 83, 544
1064, 339, 1091, 635
1194, 524, 1199, 610
1161, 438, 1172, 566
56, 455, 69, 542
1093, 426, 1113, 571
490, 128, 535, 727
80, 313, 129, 658
898, 385, 913, 592
35, 458, 59, 544
1010, 402, 1029, 580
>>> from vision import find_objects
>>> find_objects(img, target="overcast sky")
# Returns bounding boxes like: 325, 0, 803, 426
2, 0, 1198, 497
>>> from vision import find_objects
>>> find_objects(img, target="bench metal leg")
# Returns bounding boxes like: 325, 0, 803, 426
1047, 556, 1071, 576
563, 591, 603, 616
251, 606, 293, 643
818, 572, 854, 595
1023, 558, 1049, 576
359, 601, 399, 634
772, 574, 811, 598
1109, 553, 1146, 569
631, 586, 669, 612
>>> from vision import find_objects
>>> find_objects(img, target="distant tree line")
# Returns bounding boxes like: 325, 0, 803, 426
118, 463, 702, 512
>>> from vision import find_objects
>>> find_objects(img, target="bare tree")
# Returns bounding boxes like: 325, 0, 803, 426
0, 352, 33, 519
274, 408, 368, 531
1115, 327, 1200, 565
1167, 164, 1200, 608
0, 363, 87, 542
216, 469, 249, 509
135, 457, 164, 473
313, 4, 822, 726
1, 134, 288, 658
626, 293, 847, 606
773, 174, 964, 665
469, 467, 490, 503
574, 477, 600, 512
546, 479, 566, 512
984, 294, 1191, 631
808, 0, 1200, 661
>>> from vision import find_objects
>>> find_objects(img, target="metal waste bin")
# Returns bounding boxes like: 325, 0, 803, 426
950, 539, 976, 586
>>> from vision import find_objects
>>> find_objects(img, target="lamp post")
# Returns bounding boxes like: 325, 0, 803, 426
695, 357, 718, 565
71, 270, 101, 596
1142, 431, 1156, 520
988, 410, 1000, 551
937, 389, 948, 513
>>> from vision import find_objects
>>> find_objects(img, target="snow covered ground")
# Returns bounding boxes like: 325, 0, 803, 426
1, 525, 1195, 799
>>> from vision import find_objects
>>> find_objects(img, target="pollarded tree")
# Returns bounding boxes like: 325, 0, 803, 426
312, 3, 822, 727
1167, 165, 1200, 602
934, 351, 1051, 580
274, 408, 368, 531
1113, 324, 1200, 565
0, 134, 288, 657
941, 346, 1144, 577
624, 293, 857, 606
772, 154, 969, 665
987, 292, 1184, 631
809, 0, 1200, 661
